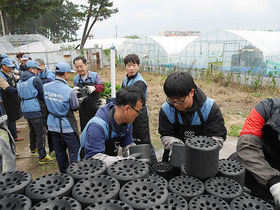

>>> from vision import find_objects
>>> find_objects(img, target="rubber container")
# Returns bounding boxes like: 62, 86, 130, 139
152, 161, 173, 182
168, 175, 204, 202
30, 196, 82, 210
185, 136, 219, 179
129, 144, 152, 165
189, 194, 231, 210
107, 159, 149, 186
0, 194, 32, 210
230, 194, 275, 209
84, 199, 133, 210
0, 171, 32, 195
218, 158, 245, 188
25, 173, 74, 205
119, 178, 168, 210
72, 175, 120, 209
66, 158, 106, 183
204, 176, 243, 203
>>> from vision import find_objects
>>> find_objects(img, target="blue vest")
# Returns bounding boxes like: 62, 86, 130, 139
162, 97, 214, 125
43, 80, 73, 130
122, 73, 147, 100
78, 115, 129, 160
73, 71, 98, 84
38, 68, 55, 81
17, 76, 41, 113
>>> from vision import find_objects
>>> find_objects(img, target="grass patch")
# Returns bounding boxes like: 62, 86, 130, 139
228, 124, 243, 137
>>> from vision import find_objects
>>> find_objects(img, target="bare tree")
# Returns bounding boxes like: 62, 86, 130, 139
79, 0, 118, 49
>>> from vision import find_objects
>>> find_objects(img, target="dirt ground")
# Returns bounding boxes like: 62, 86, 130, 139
15, 66, 280, 179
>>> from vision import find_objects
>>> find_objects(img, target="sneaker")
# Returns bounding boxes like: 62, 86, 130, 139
39, 154, 55, 164
31, 148, 38, 156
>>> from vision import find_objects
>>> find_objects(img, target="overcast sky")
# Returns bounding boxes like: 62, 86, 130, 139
73, 0, 280, 39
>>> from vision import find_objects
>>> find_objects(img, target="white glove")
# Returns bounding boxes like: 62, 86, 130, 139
211, 136, 224, 149
86, 86, 96, 94
92, 153, 123, 167
270, 182, 280, 208
73, 86, 80, 93
161, 136, 184, 151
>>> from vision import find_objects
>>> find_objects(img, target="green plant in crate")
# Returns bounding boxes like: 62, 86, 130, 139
100, 82, 121, 98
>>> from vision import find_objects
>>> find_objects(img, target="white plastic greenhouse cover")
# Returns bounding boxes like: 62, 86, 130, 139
0, 40, 16, 54
57, 38, 130, 50
15, 41, 60, 52
226, 30, 280, 57
148, 36, 199, 55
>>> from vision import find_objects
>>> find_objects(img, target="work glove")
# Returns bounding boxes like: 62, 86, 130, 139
73, 86, 80, 92
270, 182, 280, 208
161, 136, 184, 151
86, 86, 96, 94
127, 153, 150, 164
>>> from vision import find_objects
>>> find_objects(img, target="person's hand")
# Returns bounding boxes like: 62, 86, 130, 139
73, 86, 80, 93
270, 182, 280, 208
86, 86, 96, 94
128, 153, 141, 159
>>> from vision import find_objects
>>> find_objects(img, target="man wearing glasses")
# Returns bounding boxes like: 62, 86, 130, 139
122, 54, 157, 163
159, 72, 227, 161
79, 86, 144, 167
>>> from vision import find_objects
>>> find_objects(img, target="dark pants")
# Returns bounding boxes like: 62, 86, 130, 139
28, 118, 47, 159
8, 120, 17, 139
51, 131, 80, 173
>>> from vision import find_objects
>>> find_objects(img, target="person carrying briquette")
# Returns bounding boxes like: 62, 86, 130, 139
73, 56, 105, 131
43, 62, 80, 173
235, 98, 280, 208
17, 60, 54, 164
79, 86, 144, 167
158, 71, 227, 161
122, 53, 157, 163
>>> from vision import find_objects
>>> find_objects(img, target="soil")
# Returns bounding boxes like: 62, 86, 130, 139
15, 66, 280, 179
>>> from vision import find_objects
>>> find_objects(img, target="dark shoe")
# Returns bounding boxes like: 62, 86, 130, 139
14, 137, 24, 141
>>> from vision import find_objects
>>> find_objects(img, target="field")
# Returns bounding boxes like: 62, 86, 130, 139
16, 66, 280, 178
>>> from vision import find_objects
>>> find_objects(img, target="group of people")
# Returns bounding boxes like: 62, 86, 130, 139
1, 52, 280, 207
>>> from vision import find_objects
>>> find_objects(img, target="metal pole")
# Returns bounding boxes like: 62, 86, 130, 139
110, 46, 116, 98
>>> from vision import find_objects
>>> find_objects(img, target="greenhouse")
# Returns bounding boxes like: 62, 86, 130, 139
179, 30, 280, 74
128, 36, 199, 65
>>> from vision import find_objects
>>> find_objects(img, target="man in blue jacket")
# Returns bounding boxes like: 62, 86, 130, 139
17, 60, 54, 164
44, 62, 80, 173
79, 86, 144, 167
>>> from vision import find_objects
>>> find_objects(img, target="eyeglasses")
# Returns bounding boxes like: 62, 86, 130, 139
166, 95, 187, 105
129, 105, 142, 114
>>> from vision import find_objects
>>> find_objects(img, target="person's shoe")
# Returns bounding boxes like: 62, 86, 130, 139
31, 148, 38, 156
14, 137, 24, 141
17, 129, 21, 133
39, 154, 55, 164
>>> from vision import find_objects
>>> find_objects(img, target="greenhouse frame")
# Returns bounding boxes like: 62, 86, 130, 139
128, 36, 199, 65
179, 30, 280, 74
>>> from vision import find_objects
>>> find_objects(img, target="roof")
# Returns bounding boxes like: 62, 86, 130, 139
226, 30, 280, 57
143, 36, 199, 55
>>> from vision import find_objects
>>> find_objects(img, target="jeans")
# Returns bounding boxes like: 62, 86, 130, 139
51, 132, 80, 173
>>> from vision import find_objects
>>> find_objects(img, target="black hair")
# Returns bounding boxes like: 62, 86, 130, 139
163, 72, 196, 98
116, 86, 144, 107
124, 54, 140, 66
73, 56, 87, 65
55, 72, 66, 76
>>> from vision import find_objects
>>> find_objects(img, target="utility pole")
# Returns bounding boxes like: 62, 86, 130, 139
0, 10, 9, 35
